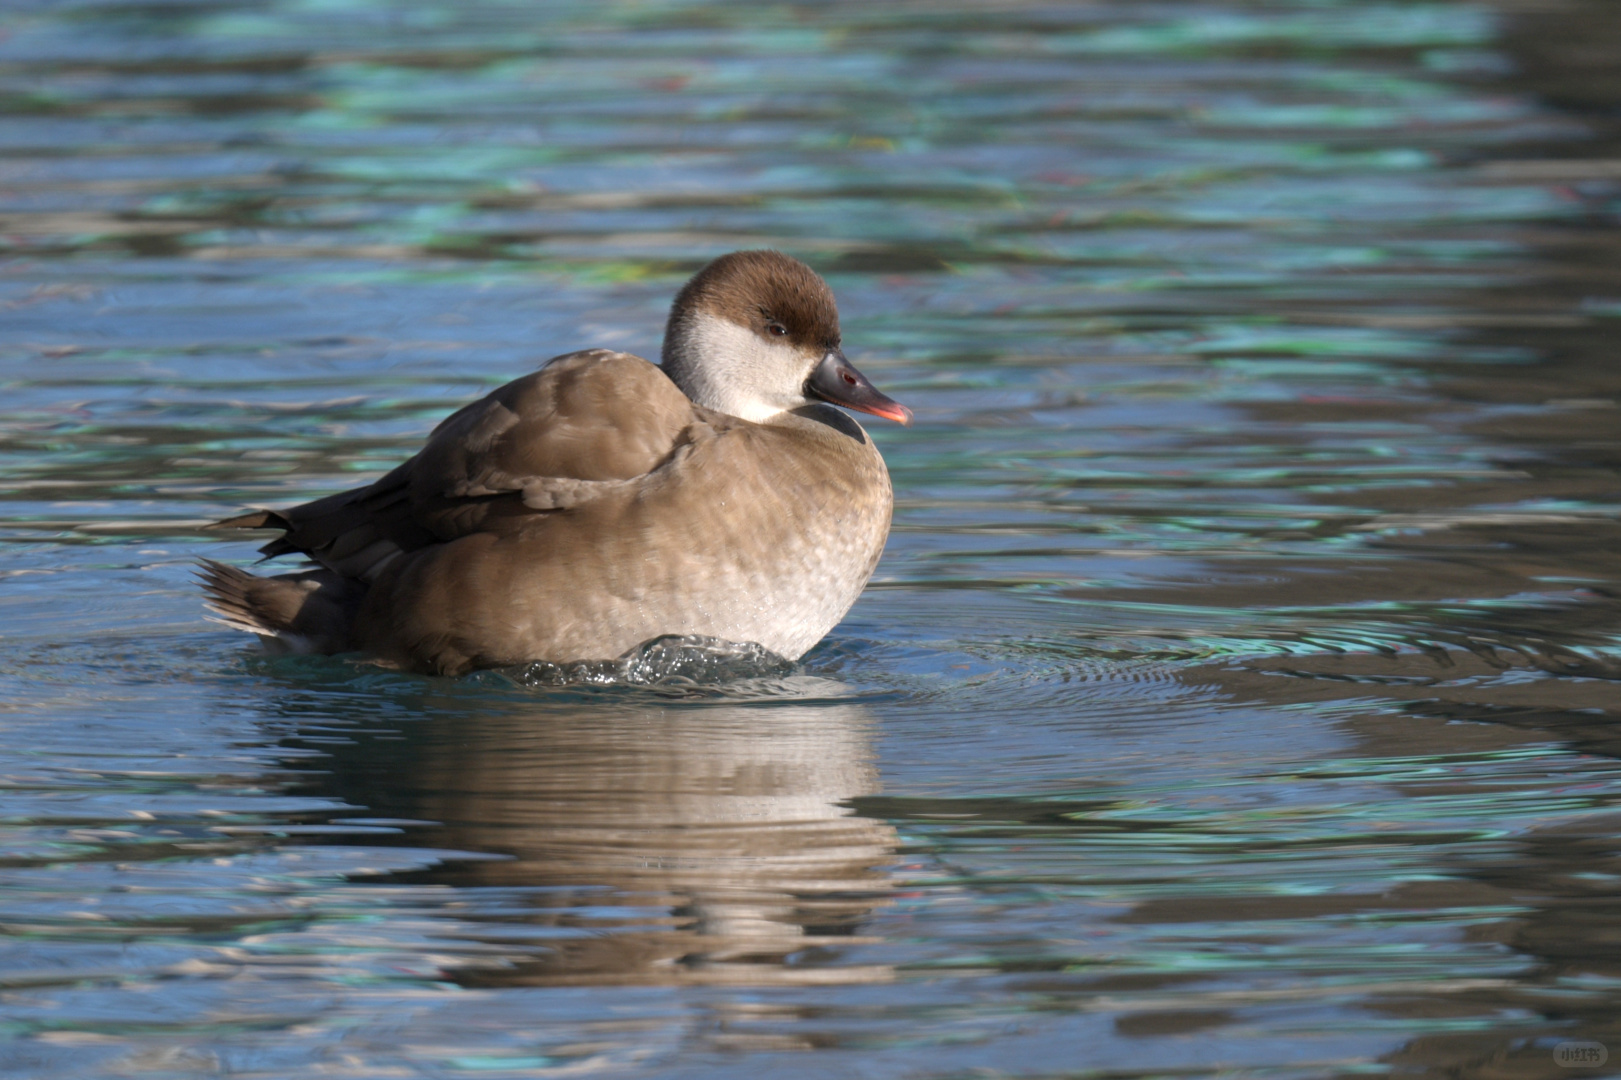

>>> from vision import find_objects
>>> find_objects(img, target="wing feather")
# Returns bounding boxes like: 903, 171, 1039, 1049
210, 350, 721, 580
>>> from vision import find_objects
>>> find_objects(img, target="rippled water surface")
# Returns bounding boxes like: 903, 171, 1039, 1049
3, 0, 1621, 1076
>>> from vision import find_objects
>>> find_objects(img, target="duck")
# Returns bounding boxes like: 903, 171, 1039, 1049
198, 250, 911, 676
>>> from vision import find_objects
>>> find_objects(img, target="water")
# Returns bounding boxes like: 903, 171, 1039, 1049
2, 0, 1620, 1075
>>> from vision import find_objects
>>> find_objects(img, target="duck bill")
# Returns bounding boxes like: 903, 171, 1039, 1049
806, 351, 913, 426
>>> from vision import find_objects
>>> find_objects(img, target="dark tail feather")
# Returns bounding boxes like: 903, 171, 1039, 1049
204, 487, 423, 577
195, 558, 361, 654
206, 509, 290, 531
204, 509, 306, 561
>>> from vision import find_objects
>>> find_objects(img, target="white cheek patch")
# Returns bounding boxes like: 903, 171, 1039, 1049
682, 313, 809, 423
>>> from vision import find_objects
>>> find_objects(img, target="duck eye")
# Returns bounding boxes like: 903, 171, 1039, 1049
765, 322, 788, 337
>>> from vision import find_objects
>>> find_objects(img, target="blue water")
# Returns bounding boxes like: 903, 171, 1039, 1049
2, 0, 1620, 1076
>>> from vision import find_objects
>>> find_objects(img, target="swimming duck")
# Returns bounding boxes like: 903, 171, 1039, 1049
199, 250, 911, 675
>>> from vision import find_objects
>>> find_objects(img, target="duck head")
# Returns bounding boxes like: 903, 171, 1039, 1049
661, 250, 912, 426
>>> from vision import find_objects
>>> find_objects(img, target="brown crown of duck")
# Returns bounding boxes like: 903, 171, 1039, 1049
199, 250, 911, 676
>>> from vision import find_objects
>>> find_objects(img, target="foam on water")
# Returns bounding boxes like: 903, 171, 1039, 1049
502, 634, 795, 691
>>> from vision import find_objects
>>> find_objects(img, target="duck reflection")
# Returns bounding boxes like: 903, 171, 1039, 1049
279, 680, 898, 987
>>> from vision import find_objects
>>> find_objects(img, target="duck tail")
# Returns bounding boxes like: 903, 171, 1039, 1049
195, 558, 361, 655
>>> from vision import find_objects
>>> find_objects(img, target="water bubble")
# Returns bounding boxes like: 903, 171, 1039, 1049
505, 634, 794, 689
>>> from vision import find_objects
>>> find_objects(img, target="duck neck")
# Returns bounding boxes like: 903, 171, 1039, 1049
662, 312, 798, 423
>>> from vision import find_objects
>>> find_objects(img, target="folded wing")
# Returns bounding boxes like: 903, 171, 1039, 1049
211, 350, 719, 581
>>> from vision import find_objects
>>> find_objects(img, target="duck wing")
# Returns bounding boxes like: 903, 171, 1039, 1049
212, 350, 718, 581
